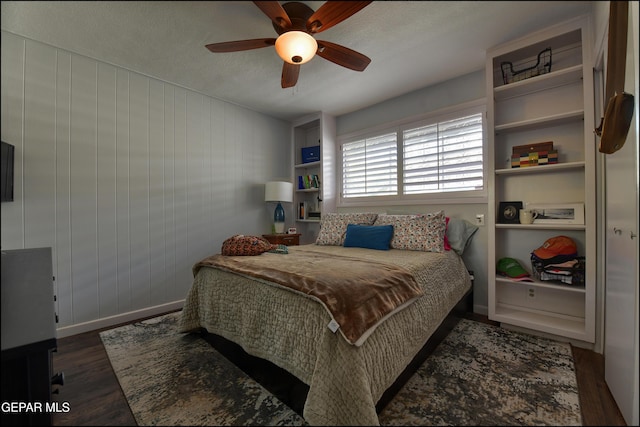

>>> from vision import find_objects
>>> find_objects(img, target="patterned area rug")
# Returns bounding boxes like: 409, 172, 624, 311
100, 312, 582, 426
99, 312, 305, 426
378, 319, 582, 426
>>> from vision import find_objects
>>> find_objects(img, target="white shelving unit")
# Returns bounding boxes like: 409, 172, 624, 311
291, 112, 336, 245
486, 16, 596, 343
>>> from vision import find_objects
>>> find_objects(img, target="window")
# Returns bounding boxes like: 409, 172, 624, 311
403, 114, 484, 194
340, 106, 485, 204
342, 132, 397, 198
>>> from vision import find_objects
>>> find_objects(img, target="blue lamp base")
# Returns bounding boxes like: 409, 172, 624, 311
274, 202, 285, 233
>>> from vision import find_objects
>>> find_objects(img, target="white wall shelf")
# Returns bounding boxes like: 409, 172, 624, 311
486, 16, 595, 345
294, 160, 321, 169
493, 305, 587, 339
495, 161, 585, 175
495, 110, 584, 133
495, 223, 586, 231
291, 112, 336, 244
494, 64, 583, 100
495, 277, 586, 293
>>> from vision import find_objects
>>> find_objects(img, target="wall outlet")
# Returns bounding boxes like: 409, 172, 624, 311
528, 288, 535, 299
475, 214, 485, 226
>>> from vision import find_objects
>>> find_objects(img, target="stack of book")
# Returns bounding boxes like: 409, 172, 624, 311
298, 202, 307, 219
298, 174, 320, 189
511, 141, 558, 168
298, 202, 321, 221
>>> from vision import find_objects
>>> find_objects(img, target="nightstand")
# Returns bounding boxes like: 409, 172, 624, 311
262, 233, 300, 246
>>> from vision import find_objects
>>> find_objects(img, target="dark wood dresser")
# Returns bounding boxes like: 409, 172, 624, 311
1, 247, 63, 426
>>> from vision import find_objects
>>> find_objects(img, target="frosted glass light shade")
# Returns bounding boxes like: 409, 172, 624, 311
275, 31, 317, 65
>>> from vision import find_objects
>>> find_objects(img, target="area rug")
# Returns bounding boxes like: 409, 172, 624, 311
100, 312, 582, 426
377, 319, 582, 426
99, 312, 305, 426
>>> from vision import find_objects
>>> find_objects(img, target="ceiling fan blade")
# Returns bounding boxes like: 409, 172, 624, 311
306, 1, 372, 33
316, 40, 371, 72
205, 38, 276, 53
281, 62, 300, 88
253, 1, 292, 30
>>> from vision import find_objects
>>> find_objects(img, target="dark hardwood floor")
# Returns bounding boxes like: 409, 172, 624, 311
51, 311, 627, 426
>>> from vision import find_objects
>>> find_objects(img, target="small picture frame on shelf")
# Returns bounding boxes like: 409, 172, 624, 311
498, 201, 523, 224
526, 202, 584, 225
287, 227, 297, 234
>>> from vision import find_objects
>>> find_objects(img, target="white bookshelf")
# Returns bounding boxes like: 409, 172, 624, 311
486, 16, 596, 343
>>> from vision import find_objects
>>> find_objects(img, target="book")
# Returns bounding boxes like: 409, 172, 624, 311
299, 201, 308, 220
307, 211, 321, 220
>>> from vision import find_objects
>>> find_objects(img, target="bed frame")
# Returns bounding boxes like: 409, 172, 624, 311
200, 287, 474, 417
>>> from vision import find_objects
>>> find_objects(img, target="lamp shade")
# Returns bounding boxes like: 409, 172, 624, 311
265, 181, 293, 203
275, 31, 318, 65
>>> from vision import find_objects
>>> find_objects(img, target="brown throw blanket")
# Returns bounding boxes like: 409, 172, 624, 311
193, 250, 424, 346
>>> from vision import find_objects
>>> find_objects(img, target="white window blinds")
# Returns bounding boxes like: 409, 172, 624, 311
341, 111, 484, 199
403, 113, 484, 194
342, 132, 397, 198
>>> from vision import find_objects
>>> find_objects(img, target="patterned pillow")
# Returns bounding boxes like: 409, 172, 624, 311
373, 211, 446, 252
221, 235, 275, 256
315, 212, 379, 246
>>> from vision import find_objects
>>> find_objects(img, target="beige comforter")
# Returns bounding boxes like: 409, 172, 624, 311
192, 250, 423, 346
179, 244, 471, 426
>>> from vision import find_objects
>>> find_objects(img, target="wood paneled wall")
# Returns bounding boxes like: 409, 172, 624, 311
1, 31, 291, 334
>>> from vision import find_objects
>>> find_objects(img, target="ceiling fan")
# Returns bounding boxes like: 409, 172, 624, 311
205, 1, 372, 88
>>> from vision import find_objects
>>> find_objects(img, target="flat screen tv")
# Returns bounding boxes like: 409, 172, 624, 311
1, 141, 15, 202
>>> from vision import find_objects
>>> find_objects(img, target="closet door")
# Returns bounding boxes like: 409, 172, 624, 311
604, 4, 639, 424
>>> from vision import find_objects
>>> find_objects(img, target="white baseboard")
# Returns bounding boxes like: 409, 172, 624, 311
473, 304, 488, 316
55, 300, 184, 338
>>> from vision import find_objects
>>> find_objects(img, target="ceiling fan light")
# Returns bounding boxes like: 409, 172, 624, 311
275, 31, 317, 65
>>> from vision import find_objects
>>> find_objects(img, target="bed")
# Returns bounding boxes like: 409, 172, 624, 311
179, 212, 476, 426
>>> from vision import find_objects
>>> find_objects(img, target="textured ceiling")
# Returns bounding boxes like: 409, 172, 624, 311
1, 1, 593, 122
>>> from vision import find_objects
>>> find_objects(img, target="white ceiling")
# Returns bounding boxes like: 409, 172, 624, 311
1, 1, 593, 122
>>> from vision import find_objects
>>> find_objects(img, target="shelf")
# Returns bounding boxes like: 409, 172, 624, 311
495, 110, 584, 133
494, 64, 583, 100
495, 277, 585, 293
495, 161, 585, 175
487, 17, 595, 344
291, 112, 336, 245
294, 161, 321, 169
493, 303, 586, 339
496, 223, 585, 231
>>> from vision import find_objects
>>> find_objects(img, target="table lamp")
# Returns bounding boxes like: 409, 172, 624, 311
265, 181, 293, 233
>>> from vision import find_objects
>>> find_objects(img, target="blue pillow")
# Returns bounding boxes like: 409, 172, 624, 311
343, 224, 394, 251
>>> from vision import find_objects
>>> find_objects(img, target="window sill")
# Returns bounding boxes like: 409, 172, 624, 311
338, 193, 488, 208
